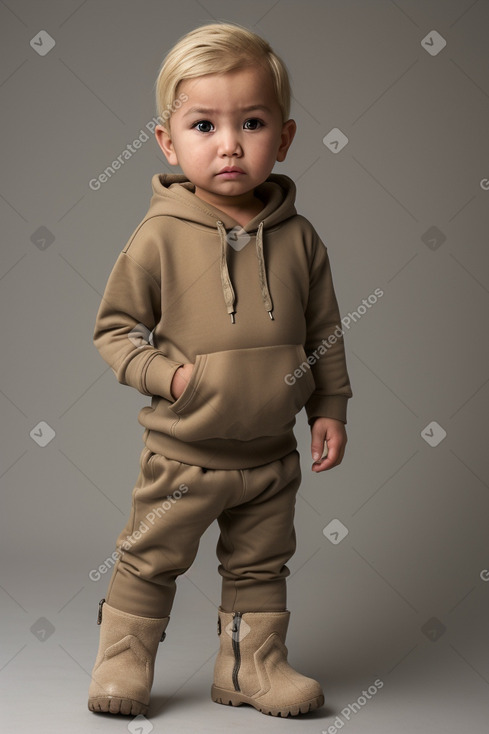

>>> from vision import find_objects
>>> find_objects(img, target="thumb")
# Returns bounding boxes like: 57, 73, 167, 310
311, 424, 326, 463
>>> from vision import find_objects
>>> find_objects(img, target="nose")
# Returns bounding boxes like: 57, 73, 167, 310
217, 127, 242, 157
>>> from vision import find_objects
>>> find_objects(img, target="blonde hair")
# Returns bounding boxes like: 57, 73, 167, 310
155, 22, 291, 127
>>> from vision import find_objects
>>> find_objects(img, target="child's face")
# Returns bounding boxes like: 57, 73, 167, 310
155, 64, 296, 211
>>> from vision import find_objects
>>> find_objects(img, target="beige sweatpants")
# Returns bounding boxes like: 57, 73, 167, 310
104, 447, 302, 618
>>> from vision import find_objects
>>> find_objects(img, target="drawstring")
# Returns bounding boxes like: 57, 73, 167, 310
216, 220, 274, 324
216, 221, 237, 323
255, 222, 274, 321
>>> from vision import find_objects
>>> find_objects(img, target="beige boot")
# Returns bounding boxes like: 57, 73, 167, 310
211, 608, 324, 717
88, 599, 169, 716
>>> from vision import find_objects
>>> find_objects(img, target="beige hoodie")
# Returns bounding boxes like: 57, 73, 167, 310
94, 173, 352, 469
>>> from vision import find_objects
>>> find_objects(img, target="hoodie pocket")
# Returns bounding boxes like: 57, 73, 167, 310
169, 344, 315, 442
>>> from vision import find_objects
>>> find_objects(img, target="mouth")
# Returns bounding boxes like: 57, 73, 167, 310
217, 167, 245, 177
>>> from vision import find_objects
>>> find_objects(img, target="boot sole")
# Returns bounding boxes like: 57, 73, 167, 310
88, 696, 148, 716
211, 685, 324, 717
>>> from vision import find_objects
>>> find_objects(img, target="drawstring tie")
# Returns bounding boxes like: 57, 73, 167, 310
216, 220, 274, 324
216, 220, 237, 323
255, 222, 274, 321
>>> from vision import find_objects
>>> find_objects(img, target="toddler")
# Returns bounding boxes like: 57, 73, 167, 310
88, 21, 352, 718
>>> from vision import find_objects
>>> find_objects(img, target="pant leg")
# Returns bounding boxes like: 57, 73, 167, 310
216, 449, 301, 613
105, 447, 243, 617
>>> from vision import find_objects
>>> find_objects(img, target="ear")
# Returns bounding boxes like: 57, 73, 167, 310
155, 124, 179, 166
276, 119, 296, 163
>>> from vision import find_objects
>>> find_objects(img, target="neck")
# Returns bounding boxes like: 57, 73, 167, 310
194, 188, 264, 228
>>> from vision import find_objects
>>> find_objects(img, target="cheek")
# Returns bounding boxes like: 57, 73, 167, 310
258, 145, 280, 168
255, 132, 280, 158
180, 135, 209, 157
173, 140, 200, 165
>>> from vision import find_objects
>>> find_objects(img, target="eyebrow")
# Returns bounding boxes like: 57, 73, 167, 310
182, 104, 272, 118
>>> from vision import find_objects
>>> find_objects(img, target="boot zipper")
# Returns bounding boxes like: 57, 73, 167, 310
231, 612, 242, 692
97, 598, 105, 625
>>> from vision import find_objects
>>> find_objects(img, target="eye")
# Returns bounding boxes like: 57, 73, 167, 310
192, 120, 214, 133
243, 118, 263, 130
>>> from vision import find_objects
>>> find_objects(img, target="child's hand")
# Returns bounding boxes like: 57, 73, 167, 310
310, 417, 347, 473
170, 363, 194, 400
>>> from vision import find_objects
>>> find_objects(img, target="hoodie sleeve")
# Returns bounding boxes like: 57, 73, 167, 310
303, 228, 353, 424
93, 228, 183, 401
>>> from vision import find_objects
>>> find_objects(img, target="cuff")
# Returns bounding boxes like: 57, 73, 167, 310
305, 394, 349, 425
143, 353, 184, 401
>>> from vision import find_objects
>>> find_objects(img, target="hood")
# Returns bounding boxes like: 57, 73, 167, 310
147, 173, 298, 323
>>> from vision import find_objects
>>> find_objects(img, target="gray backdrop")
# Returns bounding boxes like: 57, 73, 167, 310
1, 1, 488, 733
